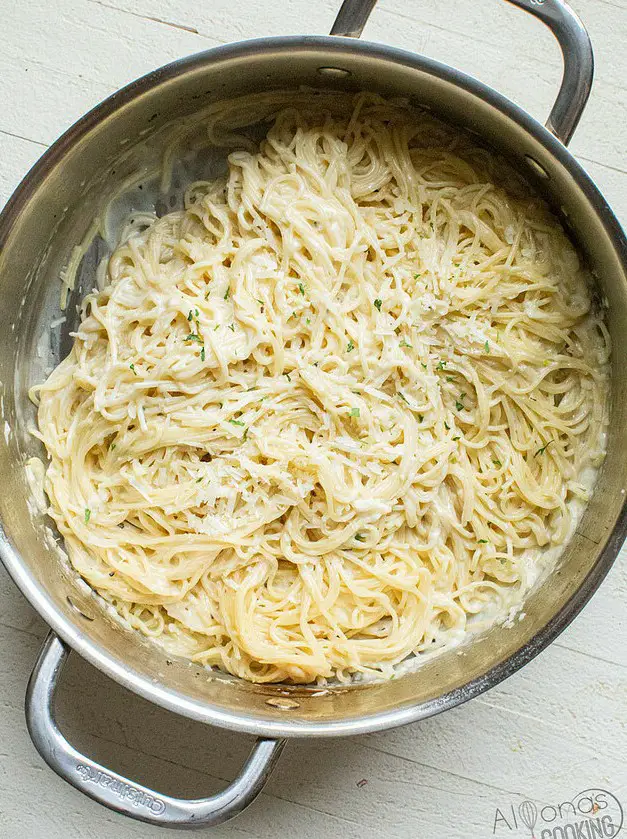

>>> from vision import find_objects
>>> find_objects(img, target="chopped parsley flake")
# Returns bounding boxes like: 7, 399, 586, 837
453, 436, 461, 441
446, 376, 454, 382
184, 333, 203, 343
493, 459, 502, 467
195, 308, 199, 317
129, 363, 137, 374
455, 401, 464, 411
228, 419, 245, 427
187, 310, 193, 321
413, 273, 422, 279
478, 539, 489, 544
444, 421, 450, 430
485, 340, 490, 353
355, 533, 366, 542
346, 340, 355, 353
535, 441, 552, 456
84, 508, 91, 524
350, 407, 360, 418
284, 372, 291, 382
400, 339, 412, 348
228, 323, 235, 332
436, 361, 447, 370
306, 318, 311, 325
398, 392, 409, 404
418, 414, 424, 423
200, 346, 205, 362
374, 298, 382, 311
420, 362, 427, 370
298, 282, 306, 296
224, 286, 230, 300
196, 477, 203, 483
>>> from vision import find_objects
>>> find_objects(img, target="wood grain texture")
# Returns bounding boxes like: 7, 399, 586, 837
0, 1, 625, 836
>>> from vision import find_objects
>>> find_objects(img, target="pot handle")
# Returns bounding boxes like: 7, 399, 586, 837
25, 632, 286, 829
330, 0, 593, 145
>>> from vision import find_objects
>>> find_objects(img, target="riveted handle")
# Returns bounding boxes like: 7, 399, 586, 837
330, 0, 593, 144
26, 632, 286, 829
506, 0, 593, 144
330, 0, 378, 37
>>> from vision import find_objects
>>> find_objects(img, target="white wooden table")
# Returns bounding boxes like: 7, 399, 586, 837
1, 2, 625, 837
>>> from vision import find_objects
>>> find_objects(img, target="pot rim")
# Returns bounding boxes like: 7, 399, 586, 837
1, 34, 626, 738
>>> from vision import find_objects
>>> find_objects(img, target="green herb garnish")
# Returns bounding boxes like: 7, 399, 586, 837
444, 421, 450, 430
346, 340, 355, 353
453, 436, 461, 441
187, 310, 193, 321
350, 407, 360, 418
478, 539, 488, 544
398, 392, 409, 404
228, 323, 235, 332
355, 533, 366, 542
284, 372, 291, 382
224, 286, 230, 300
228, 419, 245, 427
400, 339, 412, 348
420, 362, 427, 370
129, 363, 137, 375
84, 508, 91, 524
200, 346, 205, 362
418, 414, 424, 423
493, 459, 502, 467
184, 333, 203, 343
374, 299, 382, 311
485, 340, 490, 353
436, 361, 446, 371
298, 282, 305, 296
535, 441, 552, 456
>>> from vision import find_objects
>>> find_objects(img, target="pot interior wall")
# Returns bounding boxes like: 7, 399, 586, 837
1, 39, 625, 735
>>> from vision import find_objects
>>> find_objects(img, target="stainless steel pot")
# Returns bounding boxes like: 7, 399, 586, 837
1, 0, 626, 829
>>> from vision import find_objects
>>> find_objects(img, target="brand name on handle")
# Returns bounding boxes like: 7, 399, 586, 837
75, 764, 166, 814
